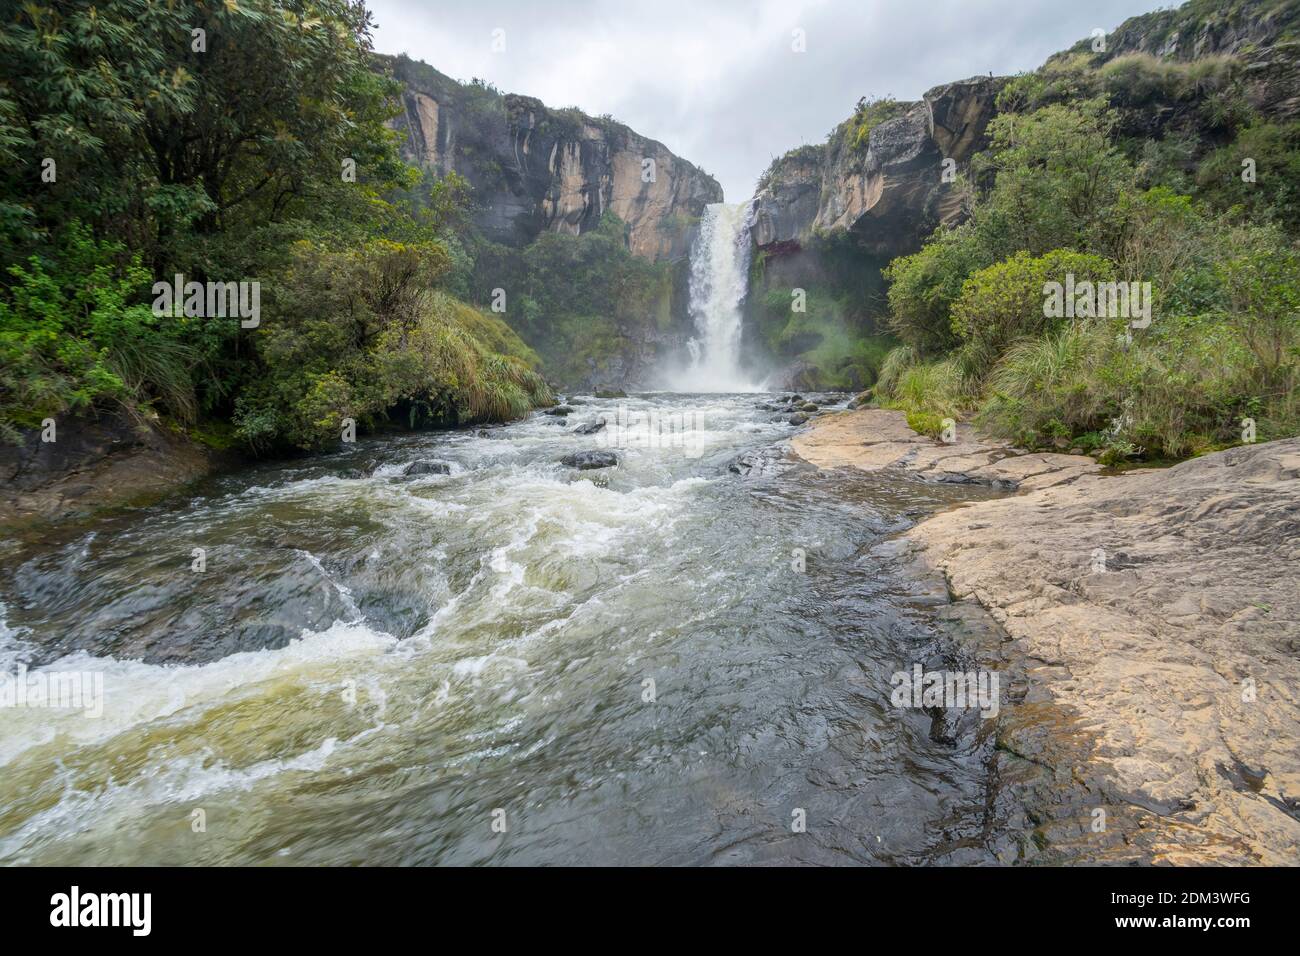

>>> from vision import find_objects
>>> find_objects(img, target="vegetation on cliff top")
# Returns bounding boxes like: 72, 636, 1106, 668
878, 76, 1299, 462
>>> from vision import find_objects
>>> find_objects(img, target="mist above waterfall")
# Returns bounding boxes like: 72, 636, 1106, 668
665, 202, 764, 392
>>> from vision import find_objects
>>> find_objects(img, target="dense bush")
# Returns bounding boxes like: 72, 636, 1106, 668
970, 98, 1130, 259
876, 90, 1300, 462
883, 224, 990, 354
949, 249, 1116, 377
233, 241, 549, 450
0, 224, 203, 440
978, 310, 1295, 462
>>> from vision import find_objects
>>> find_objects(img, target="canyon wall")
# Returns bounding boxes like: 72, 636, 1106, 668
384, 54, 722, 263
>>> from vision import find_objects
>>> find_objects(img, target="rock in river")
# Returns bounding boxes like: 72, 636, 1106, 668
403, 460, 452, 476
561, 451, 620, 470
572, 420, 606, 435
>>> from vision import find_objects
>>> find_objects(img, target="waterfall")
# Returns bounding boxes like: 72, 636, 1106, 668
670, 201, 760, 392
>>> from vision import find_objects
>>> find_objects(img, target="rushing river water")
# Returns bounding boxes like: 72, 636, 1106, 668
0, 393, 1018, 865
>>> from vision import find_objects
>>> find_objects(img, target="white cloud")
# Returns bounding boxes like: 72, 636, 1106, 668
367, 0, 1173, 200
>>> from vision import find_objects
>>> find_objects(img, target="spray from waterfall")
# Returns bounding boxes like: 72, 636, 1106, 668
669, 201, 761, 392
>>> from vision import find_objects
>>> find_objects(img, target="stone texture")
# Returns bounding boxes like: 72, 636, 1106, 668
795, 406, 1300, 864
791, 408, 1099, 489
750, 77, 1004, 261
0, 413, 218, 528
384, 55, 722, 262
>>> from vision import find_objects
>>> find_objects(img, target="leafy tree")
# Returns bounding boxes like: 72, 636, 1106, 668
971, 98, 1131, 259
0, 2, 554, 450
0, 0, 404, 273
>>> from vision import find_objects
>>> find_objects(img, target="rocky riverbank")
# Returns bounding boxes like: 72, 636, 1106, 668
794, 408, 1300, 864
0, 414, 222, 531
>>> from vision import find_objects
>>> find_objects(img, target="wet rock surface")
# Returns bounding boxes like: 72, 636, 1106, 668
560, 450, 620, 470
726, 447, 792, 479
0, 413, 219, 528
797, 407, 1300, 864
402, 460, 452, 476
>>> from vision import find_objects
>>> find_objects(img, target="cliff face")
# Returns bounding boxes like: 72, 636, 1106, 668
383, 54, 722, 263
751, 76, 1003, 261
1086, 0, 1300, 121
743, 78, 1002, 390
754, 0, 1298, 263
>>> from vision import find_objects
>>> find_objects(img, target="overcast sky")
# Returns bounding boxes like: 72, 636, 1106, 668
367, 0, 1173, 200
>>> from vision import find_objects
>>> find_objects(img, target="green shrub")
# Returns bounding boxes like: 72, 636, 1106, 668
883, 224, 990, 354
949, 249, 1117, 377
973, 98, 1130, 258
906, 410, 947, 439
843, 97, 912, 152
0, 223, 203, 440
232, 240, 550, 451
978, 312, 1296, 460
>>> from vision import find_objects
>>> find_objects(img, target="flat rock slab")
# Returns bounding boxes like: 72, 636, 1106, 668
792, 408, 1099, 489
796, 407, 1300, 864
907, 440, 1300, 864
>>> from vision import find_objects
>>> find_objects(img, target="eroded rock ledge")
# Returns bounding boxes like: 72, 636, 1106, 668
795, 408, 1300, 864
792, 408, 1100, 490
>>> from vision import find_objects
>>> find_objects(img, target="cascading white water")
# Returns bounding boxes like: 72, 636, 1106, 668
670, 201, 760, 392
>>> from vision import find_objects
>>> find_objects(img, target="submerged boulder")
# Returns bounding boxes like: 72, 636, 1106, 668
561, 450, 619, 470
403, 459, 452, 476
572, 420, 607, 435
545, 405, 575, 416
726, 448, 790, 478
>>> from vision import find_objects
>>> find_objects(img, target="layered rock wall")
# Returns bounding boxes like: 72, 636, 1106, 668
384, 55, 722, 262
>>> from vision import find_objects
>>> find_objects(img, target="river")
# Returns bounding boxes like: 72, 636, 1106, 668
0, 392, 1028, 865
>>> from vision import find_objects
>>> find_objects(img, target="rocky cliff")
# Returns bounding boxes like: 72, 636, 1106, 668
751, 77, 1003, 261
1079, 0, 1300, 120
383, 54, 722, 262
753, 1, 1298, 261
